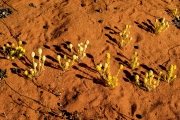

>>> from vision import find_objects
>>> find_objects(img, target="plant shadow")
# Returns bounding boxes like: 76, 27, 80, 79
165, 8, 180, 29
86, 53, 96, 66
123, 70, 134, 82
134, 19, 155, 34
73, 63, 107, 87
104, 26, 121, 47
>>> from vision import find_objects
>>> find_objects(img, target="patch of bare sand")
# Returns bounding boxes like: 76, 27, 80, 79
0, 0, 180, 119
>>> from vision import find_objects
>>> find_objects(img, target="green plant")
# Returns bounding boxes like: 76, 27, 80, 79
119, 25, 132, 48
96, 53, 123, 88
69, 40, 89, 62
24, 48, 46, 79
135, 70, 162, 91
1, 41, 26, 60
163, 64, 176, 83
154, 18, 169, 35
130, 52, 139, 70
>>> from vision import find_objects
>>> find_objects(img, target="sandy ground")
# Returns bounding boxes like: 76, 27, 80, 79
0, 0, 180, 119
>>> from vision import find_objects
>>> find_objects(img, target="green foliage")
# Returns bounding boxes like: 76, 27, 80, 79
96, 53, 123, 88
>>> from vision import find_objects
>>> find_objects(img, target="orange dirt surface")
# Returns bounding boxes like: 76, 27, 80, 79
0, 0, 180, 119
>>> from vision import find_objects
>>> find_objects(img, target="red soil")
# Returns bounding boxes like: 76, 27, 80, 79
0, 0, 180, 119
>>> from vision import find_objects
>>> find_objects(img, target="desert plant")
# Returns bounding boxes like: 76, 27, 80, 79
96, 53, 123, 88
0, 69, 7, 81
154, 18, 169, 35
56, 54, 78, 71
119, 25, 132, 48
135, 74, 140, 86
172, 7, 180, 20
130, 52, 139, 70
1, 40, 26, 60
24, 48, 46, 79
163, 64, 176, 83
135, 70, 162, 91
68, 40, 89, 62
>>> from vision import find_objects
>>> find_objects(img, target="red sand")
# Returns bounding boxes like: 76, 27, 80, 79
0, 0, 180, 119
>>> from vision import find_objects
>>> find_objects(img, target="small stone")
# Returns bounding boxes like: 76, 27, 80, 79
43, 25, 49, 29
57, 103, 62, 106
114, 7, 118, 10
29, 3, 36, 8
81, 3, 86, 7
96, 9, 102, 13
94, 0, 98, 3
98, 20, 103, 23
11, 68, 17, 74
134, 46, 139, 49
136, 114, 143, 119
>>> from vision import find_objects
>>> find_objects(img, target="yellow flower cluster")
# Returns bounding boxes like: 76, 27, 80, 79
69, 40, 89, 62
57, 54, 78, 71
119, 25, 132, 48
172, 7, 180, 20
24, 48, 46, 79
135, 70, 162, 91
2, 41, 26, 60
154, 18, 169, 35
135, 64, 177, 91
163, 64, 176, 83
96, 53, 123, 88
130, 52, 139, 70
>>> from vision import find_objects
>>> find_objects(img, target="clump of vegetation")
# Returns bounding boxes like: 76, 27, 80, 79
24, 48, 46, 79
119, 25, 132, 48
135, 70, 162, 91
162, 64, 176, 83
56, 40, 89, 71
0, 69, 7, 81
57, 54, 78, 71
172, 7, 180, 20
1, 41, 26, 60
130, 52, 139, 70
96, 53, 123, 88
154, 18, 169, 35
68, 40, 89, 62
